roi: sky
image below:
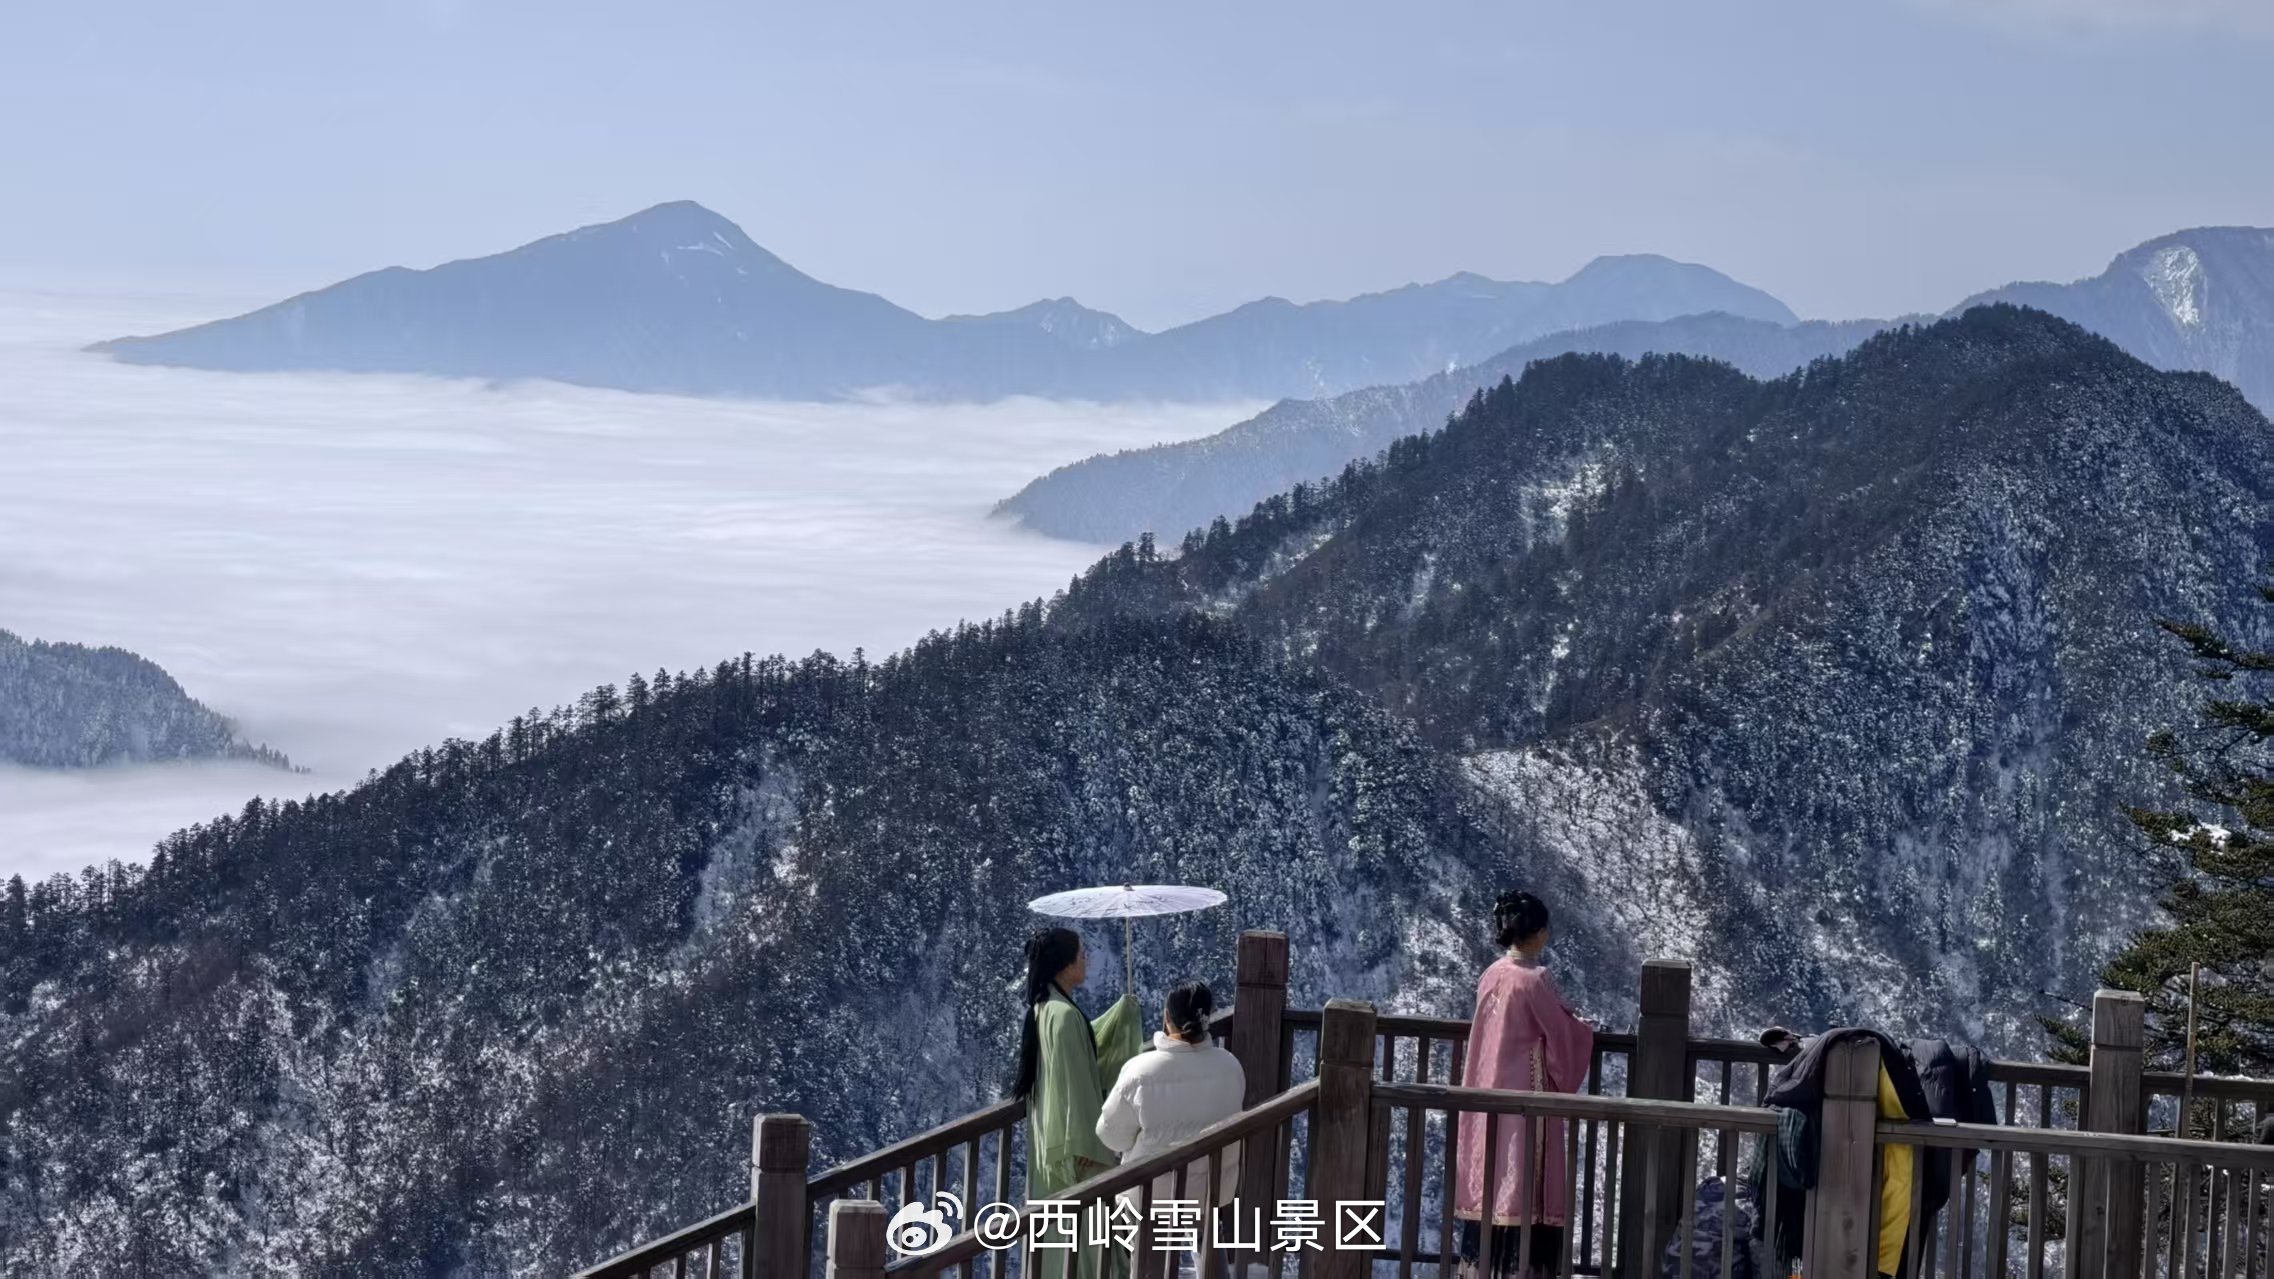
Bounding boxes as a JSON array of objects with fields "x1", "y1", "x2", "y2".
[
  {"x1": 0, "y1": 290, "x2": 1250, "y2": 879},
  {"x1": 3, "y1": 1, "x2": 2270, "y2": 331}
]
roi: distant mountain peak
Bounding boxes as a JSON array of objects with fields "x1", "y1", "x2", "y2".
[
  {"x1": 551, "y1": 200, "x2": 793, "y2": 279},
  {"x1": 2105, "y1": 227, "x2": 2274, "y2": 332},
  {"x1": 1956, "y1": 224, "x2": 2274, "y2": 410},
  {"x1": 1572, "y1": 250, "x2": 1677, "y2": 267},
  {"x1": 87, "y1": 201, "x2": 1801, "y2": 400},
  {"x1": 604, "y1": 199, "x2": 741, "y2": 237},
  {"x1": 942, "y1": 296, "x2": 1144, "y2": 350},
  {"x1": 1562, "y1": 252, "x2": 1709, "y2": 283}
]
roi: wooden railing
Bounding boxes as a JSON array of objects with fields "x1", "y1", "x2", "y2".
[
  {"x1": 1872, "y1": 1110, "x2": 2274, "y2": 1279},
  {"x1": 581, "y1": 935, "x2": 2274, "y2": 1279},
  {"x1": 871, "y1": 1080, "x2": 1323, "y2": 1279},
  {"x1": 576, "y1": 1013, "x2": 1237, "y2": 1279},
  {"x1": 1368, "y1": 1081, "x2": 1780, "y2": 1279}
]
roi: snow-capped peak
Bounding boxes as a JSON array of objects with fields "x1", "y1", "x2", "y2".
[{"x1": 2139, "y1": 244, "x2": 2205, "y2": 329}]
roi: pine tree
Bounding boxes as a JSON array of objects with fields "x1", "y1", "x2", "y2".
[
  {"x1": 3, "y1": 873, "x2": 24, "y2": 942},
  {"x1": 2057, "y1": 587, "x2": 2274, "y2": 1075}
]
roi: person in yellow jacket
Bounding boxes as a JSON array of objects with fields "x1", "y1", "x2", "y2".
[
  {"x1": 1874, "y1": 1064, "x2": 1914, "y2": 1278},
  {"x1": 1756, "y1": 1026, "x2": 1931, "y2": 1279}
]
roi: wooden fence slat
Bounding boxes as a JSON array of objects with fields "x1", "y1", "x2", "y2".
[
  {"x1": 1583, "y1": 1051, "x2": 1603, "y2": 1274},
  {"x1": 1563, "y1": 1112, "x2": 1582, "y2": 1279},
  {"x1": 1673, "y1": 1125, "x2": 1698, "y2": 1279},
  {"x1": 1758, "y1": 1130, "x2": 1779, "y2": 1279},
  {"x1": 1717, "y1": 1126, "x2": 1733, "y2": 1279},
  {"x1": 1400, "y1": 1104, "x2": 1423, "y2": 1279},
  {"x1": 1441, "y1": 1102, "x2": 1460, "y2": 1279},
  {"x1": 1940, "y1": 1146, "x2": 1963, "y2": 1279}
]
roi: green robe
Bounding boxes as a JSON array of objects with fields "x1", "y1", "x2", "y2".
[{"x1": 1026, "y1": 990, "x2": 1141, "y2": 1279}]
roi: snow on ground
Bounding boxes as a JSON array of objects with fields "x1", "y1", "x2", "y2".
[{"x1": 0, "y1": 289, "x2": 1253, "y2": 880}]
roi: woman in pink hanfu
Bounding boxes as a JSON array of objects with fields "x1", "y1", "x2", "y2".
[{"x1": 1454, "y1": 891, "x2": 1596, "y2": 1279}]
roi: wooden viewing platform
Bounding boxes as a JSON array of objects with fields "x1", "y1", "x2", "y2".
[{"x1": 579, "y1": 933, "x2": 2274, "y2": 1279}]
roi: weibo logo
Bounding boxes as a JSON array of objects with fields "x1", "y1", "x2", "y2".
[{"x1": 887, "y1": 1192, "x2": 964, "y2": 1257}]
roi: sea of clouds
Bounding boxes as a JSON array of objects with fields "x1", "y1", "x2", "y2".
[{"x1": 0, "y1": 290, "x2": 1253, "y2": 881}]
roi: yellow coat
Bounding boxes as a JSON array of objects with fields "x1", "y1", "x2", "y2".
[{"x1": 1875, "y1": 1065, "x2": 1914, "y2": 1278}]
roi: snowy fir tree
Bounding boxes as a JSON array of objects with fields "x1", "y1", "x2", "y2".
[{"x1": 2050, "y1": 587, "x2": 2274, "y2": 1078}]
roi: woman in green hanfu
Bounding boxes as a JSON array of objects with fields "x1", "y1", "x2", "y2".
[{"x1": 1013, "y1": 926, "x2": 1142, "y2": 1279}]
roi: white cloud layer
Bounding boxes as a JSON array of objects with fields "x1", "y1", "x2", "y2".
[{"x1": 0, "y1": 292, "x2": 1252, "y2": 882}]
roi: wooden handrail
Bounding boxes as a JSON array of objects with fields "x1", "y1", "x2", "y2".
[
  {"x1": 572, "y1": 1197, "x2": 754, "y2": 1279},
  {"x1": 881, "y1": 1081, "x2": 1321, "y2": 1278},
  {"x1": 1373, "y1": 1080, "x2": 1781, "y2": 1131},
  {"x1": 2146, "y1": 1068, "x2": 2274, "y2": 1101},
  {"x1": 1303, "y1": 1007, "x2": 2274, "y2": 1104},
  {"x1": 809, "y1": 1098, "x2": 1024, "y2": 1199},
  {"x1": 1876, "y1": 1116, "x2": 2274, "y2": 1165}
]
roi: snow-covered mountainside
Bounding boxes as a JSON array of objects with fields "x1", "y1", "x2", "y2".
[
  {"x1": 88, "y1": 202, "x2": 1795, "y2": 404},
  {"x1": 1958, "y1": 226, "x2": 2274, "y2": 414},
  {"x1": 6, "y1": 307, "x2": 2264, "y2": 1273},
  {"x1": 1057, "y1": 306, "x2": 2274, "y2": 1037},
  {"x1": 0, "y1": 618, "x2": 1588, "y2": 1275},
  {"x1": 0, "y1": 628, "x2": 290, "y2": 768},
  {"x1": 996, "y1": 313, "x2": 1892, "y2": 545}
]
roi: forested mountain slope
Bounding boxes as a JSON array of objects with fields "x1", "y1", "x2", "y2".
[
  {"x1": 0, "y1": 616, "x2": 1591, "y2": 1275},
  {"x1": 997, "y1": 313, "x2": 1892, "y2": 544},
  {"x1": 0, "y1": 628, "x2": 290, "y2": 768},
  {"x1": 1058, "y1": 306, "x2": 2274, "y2": 1038}
]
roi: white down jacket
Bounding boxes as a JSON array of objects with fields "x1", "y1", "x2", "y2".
[{"x1": 1095, "y1": 1031, "x2": 1249, "y2": 1209}]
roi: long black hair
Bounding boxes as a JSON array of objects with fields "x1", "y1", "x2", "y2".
[
  {"x1": 1493, "y1": 890, "x2": 1550, "y2": 950},
  {"x1": 1165, "y1": 980, "x2": 1215, "y2": 1042},
  {"x1": 1012, "y1": 927, "x2": 1091, "y2": 1099}
]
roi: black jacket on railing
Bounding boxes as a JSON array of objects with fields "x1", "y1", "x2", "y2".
[
  {"x1": 1751, "y1": 1027, "x2": 1933, "y2": 1269},
  {"x1": 1901, "y1": 1038, "x2": 2000, "y2": 1222},
  {"x1": 1748, "y1": 1028, "x2": 2003, "y2": 1273}
]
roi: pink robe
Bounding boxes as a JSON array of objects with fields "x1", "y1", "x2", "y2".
[{"x1": 1454, "y1": 957, "x2": 1595, "y2": 1227}]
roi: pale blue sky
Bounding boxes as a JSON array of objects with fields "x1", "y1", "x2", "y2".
[{"x1": 3, "y1": 0, "x2": 2269, "y2": 329}]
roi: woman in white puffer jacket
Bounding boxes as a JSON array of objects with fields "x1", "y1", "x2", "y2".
[{"x1": 1095, "y1": 981, "x2": 1249, "y2": 1229}]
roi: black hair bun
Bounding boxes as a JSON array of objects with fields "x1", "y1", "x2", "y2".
[
  {"x1": 1492, "y1": 890, "x2": 1550, "y2": 949},
  {"x1": 1164, "y1": 980, "x2": 1215, "y2": 1038}
]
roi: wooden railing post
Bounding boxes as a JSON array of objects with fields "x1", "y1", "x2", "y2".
[
  {"x1": 1230, "y1": 930, "x2": 1291, "y2": 1214},
  {"x1": 1618, "y1": 959, "x2": 1694, "y2": 1278},
  {"x1": 825, "y1": 1200, "x2": 887, "y2": 1279},
  {"x1": 1311, "y1": 998, "x2": 1379, "y2": 1279},
  {"x1": 2075, "y1": 990, "x2": 2146, "y2": 1279},
  {"x1": 748, "y1": 1114, "x2": 811, "y2": 1279},
  {"x1": 1805, "y1": 1036, "x2": 1883, "y2": 1279},
  {"x1": 1229, "y1": 929, "x2": 1289, "y2": 1104}
]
